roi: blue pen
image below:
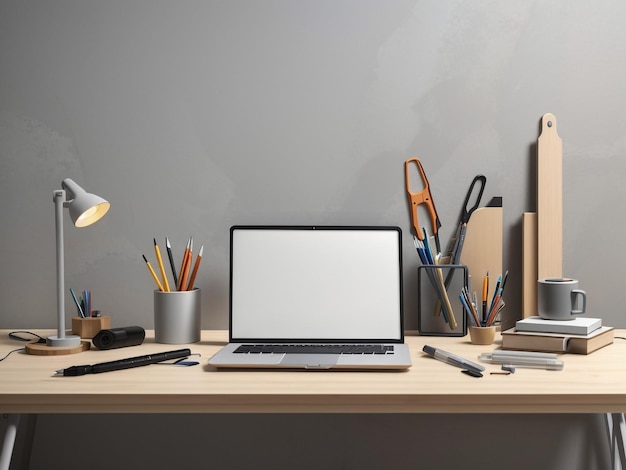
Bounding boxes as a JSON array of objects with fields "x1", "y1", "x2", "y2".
[
  {"x1": 421, "y1": 228, "x2": 435, "y2": 264},
  {"x1": 83, "y1": 290, "x2": 91, "y2": 318},
  {"x1": 488, "y1": 275, "x2": 502, "y2": 315},
  {"x1": 417, "y1": 233, "x2": 455, "y2": 325},
  {"x1": 69, "y1": 288, "x2": 85, "y2": 318},
  {"x1": 412, "y1": 236, "x2": 427, "y2": 264},
  {"x1": 86, "y1": 290, "x2": 91, "y2": 318}
]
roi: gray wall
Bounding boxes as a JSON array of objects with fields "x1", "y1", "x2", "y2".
[{"x1": 1, "y1": 1, "x2": 625, "y2": 469}]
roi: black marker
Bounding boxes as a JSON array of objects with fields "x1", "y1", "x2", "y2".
[
  {"x1": 55, "y1": 348, "x2": 191, "y2": 376},
  {"x1": 422, "y1": 345, "x2": 484, "y2": 374}
]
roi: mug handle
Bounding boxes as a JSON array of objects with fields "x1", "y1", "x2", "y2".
[{"x1": 571, "y1": 289, "x2": 586, "y2": 315}]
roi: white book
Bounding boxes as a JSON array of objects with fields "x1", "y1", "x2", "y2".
[{"x1": 515, "y1": 316, "x2": 602, "y2": 335}]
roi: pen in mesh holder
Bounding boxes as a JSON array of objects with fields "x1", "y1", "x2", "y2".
[{"x1": 417, "y1": 264, "x2": 468, "y2": 337}]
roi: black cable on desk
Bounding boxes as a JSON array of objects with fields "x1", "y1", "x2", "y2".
[{"x1": 0, "y1": 330, "x2": 46, "y2": 362}]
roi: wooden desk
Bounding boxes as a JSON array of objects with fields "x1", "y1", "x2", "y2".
[
  {"x1": 2, "y1": 329, "x2": 626, "y2": 470},
  {"x1": 1, "y1": 329, "x2": 626, "y2": 414}
]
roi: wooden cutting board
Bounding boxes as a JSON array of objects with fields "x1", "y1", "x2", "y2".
[
  {"x1": 460, "y1": 197, "x2": 503, "y2": 304},
  {"x1": 522, "y1": 113, "x2": 563, "y2": 318},
  {"x1": 537, "y1": 113, "x2": 563, "y2": 279},
  {"x1": 522, "y1": 212, "x2": 537, "y2": 317}
]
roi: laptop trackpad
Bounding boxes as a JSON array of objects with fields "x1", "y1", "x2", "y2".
[{"x1": 280, "y1": 354, "x2": 338, "y2": 369}]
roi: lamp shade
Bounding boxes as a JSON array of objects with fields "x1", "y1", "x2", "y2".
[{"x1": 62, "y1": 178, "x2": 110, "y2": 227}]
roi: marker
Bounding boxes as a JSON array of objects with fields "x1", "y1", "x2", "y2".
[
  {"x1": 422, "y1": 345, "x2": 485, "y2": 374},
  {"x1": 55, "y1": 349, "x2": 191, "y2": 376}
]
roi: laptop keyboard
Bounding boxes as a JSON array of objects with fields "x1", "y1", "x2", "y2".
[{"x1": 233, "y1": 344, "x2": 395, "y2": 355}]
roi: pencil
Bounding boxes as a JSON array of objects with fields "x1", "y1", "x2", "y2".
[
  {"x1": 486, "y1": 292, "x2": 502, "y2": 326},
  {"x1": 486, "y1": 270, "x2": 509, "y2": 326},
  {"x1": 186, "y1": 244, "x2": 203, "y2": 290},
  {"x1": 177, "y1": 238, "x2": 191, "y2": 291},
  {"x1": 432, "y1": 253, "x2": 457, "y2": 330},
  {"x1": 154, "y1": 238, "x2": 170, "y2": 292},
  {"x1": 143, "y1": 254, "x2": 164, "y2": 292},
  {"x1": 482, "y1": 272, "x2": 489, "y2": 326},
  {"x1": 423, "y1": 229, "x2": 457, "y2": 330},
  {"x1": 488, "y1": 275, "x2": 501, "y2": 316},
  {"x1": 459, "y1": 293, "x2": 478, "y2": 327},
  {"x1": 179, "y1": 239, "x2": 193, "y2": 292},
  {"x1": 462, "y1": 286, "x2": 481, "y2": 327},
  {"x1": 166, "y1": 237, "x2": 178, "y2": 287}
]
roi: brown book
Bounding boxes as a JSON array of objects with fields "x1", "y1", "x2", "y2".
[{"x1": 501, "y1": 326, "x2": 614, "y2": 355}]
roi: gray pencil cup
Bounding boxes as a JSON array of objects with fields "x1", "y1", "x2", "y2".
[
  {"x1": 154, "y1": 288, "x2": 201, "y2": 344},
  {"x1": 417, "y1": 264, "x2": 468, "y2": 337}
]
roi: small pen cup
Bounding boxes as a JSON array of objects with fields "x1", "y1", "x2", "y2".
[
  {"x1": 469, "y1": 326, "x2": 496, "y2": 345},
  {"x1": 72, "y1": 315, "x2": 111, "y2": 339},
  {"x1": 154, "y1": 288, "x2": 201, "y2": 344}
]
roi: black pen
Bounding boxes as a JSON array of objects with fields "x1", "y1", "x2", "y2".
[
  {"x1": 55, "y1": 349, "x2": 191, "y2": 376},
  {"x1": 166, "y1": 237, "x2": 179, "y2": 287}
]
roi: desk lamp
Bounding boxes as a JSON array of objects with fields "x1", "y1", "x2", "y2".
[{"x1": 46, "y1": 178, "x2": 110, "y2": 353}]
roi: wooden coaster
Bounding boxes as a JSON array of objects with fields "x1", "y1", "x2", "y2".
[{"x1": 25, "y1": 340, "x2": 90, "y2": 356}]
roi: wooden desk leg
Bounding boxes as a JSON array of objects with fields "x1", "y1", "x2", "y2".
[
  {"x1": 0, "y1": 414, "x2": 20, "y2": 470},
  {"x1": 606, "y1": 413, "x2": 626, "y2": 470}
]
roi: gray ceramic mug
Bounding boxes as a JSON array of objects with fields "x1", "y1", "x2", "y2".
[{"x1": 537, "y1": 278, "x2": 586, "y2": 321}]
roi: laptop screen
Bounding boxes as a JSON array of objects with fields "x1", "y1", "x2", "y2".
[{"x1": 229, "y1": 226, "x2": 403, "y2": 342}]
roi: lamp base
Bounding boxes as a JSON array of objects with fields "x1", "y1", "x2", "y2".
[
  {"x1": 26, "y1": 340, "x2": 90, "y2": 356},
  {"x1": 47, "y1": 334, "x2": 81, "y2": 347}
]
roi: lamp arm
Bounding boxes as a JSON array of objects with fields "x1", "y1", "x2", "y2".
[
  {"x1": 47, "y1": 190, "x2": 80, "y2": 347},
  {"x1": 54, "y1": 190, "x2": 66, "y2": 340}
]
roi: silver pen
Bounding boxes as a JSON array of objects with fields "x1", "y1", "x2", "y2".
[
  {"x1": 478, "y1": 351, "x2": 564, "y2": 371},
  {"x1": 423, "y1": 345, "x2": 485, "y2": 373}
]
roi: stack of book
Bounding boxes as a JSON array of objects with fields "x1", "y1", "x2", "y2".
[{"x1": 501, "y1": 316, "x2": 614, "y2": 354}]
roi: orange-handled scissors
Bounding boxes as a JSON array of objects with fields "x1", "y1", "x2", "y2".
[{"x1": 404, "y1": 157, "x2": 442, "y2": 253}]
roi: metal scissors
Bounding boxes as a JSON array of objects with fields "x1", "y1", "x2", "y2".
[
  {"x1": 445, "y1": 174, "x2": 486, "y2": 264},
  {"x1": 404, "y1": 157, "x2": 442, "y2": 254}
]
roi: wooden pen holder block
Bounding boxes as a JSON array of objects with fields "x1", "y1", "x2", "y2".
[{"x1": 72, "y1": 316, "x2": 111, "y2": 339}]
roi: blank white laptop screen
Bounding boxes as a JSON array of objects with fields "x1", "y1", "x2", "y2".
[{"x1": 230, "y1": 226, "x2": 403, "y2": 342}]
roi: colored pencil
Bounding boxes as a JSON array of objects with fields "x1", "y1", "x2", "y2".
[
  {"x1": 154, "y1": 238, "x2": 170, "y2": 292},
  {"x1": 178, "y1": 238, "x2": 193, "y2": 291},
  {"x1": 187, "y1": 244, "x2": 203, "y2": 291},
  {"x1": 177, "y1": 238, "x2": 191, "y2": 290},
  {"x1": 143, "y1": 254, "x2": 164, "y2": 292}
]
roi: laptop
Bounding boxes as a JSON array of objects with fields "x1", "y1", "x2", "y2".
[{"x1": 208, "y1": 225, "x2": 412, "y2": 370}]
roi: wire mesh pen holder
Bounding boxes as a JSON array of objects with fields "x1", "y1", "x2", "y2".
[{"x1": 417, "y1": 264, "x2": 468, "y2": 337}]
